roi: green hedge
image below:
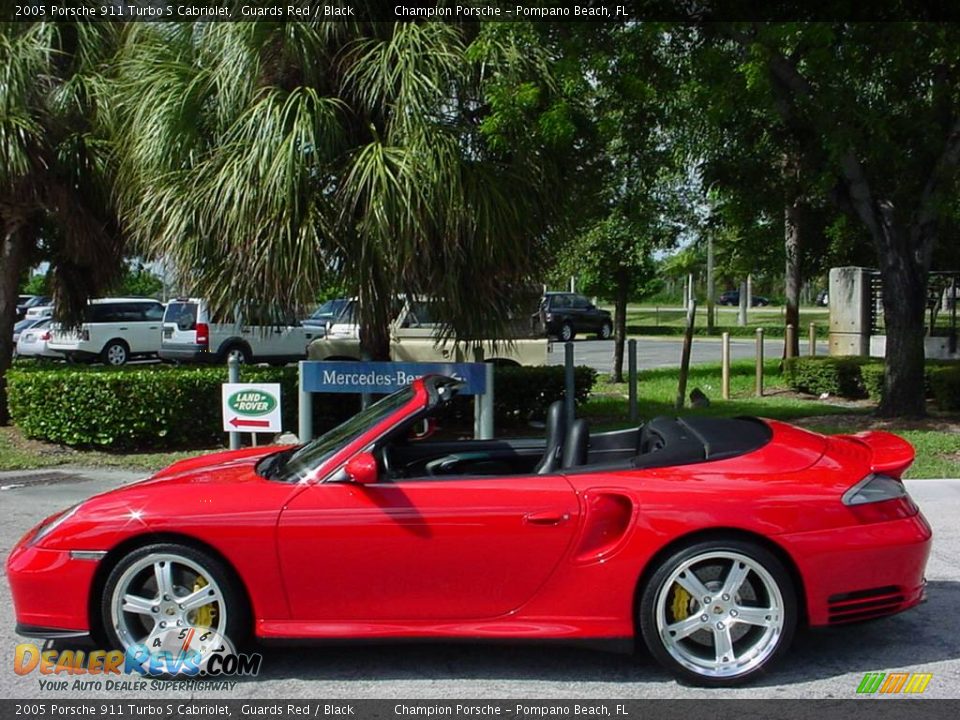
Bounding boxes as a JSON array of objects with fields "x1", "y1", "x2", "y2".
[
  {"x1": 785, "y1": 356, "x2": 960, "y2": 410},
  {"x1": 782, "y1": 357, "x2": 871, "y2": 398},
  {"x1": 7, "y1": 364, "x2": 596, "y2": 449},
  {"x1": 929, "y1": 365, "x2": 960, "y2": 411}
]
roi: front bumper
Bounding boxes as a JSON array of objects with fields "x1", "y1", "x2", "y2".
[
  {"x1": 7, "y1": 541, "x2": 100, "y2": 635},
  {"x1": 781, "y1": 511, "x2": 932, "y2": 626}
]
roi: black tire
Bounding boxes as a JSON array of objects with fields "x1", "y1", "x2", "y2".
[
  {"x1": 221, "y1": 344, "x2": 251, "y2": 365},
  {"x1": 559, "y1": 322, "x2": 575, "y2": 342},
  {"x1": 101, "y1": 543, "x2": 249, "y2": 654},
  {"x1": 638, "y1": 538, "x2": 797, "y2": 687},
  {"x1": 598, "y1": 321, "x2": 613, "y2": 340},
  {"x1": 101, "y1": 340, "x2": 129, "y2": 366}
]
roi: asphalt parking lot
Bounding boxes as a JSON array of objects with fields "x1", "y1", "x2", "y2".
[{"x1": 1, "y1": 469, "x2": 957, "y2": 700}]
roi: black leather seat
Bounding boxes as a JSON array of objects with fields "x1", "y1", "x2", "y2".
[
  {"x1": 534, "y1": 400, "x2": 566, "y2": 474},
  {"x1": 561, "y1": 419, "x2": 590, "y2": 469}
]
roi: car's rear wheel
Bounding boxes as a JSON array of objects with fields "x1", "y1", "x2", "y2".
[
  {"x1": 598, "y1": 321, "x2": 613, "y2": 340},
  {"x1": 638, "y1": 539, "x2": 796, "y2": 686},
  {"x1": 559, "y1": 322, "x2": 575, "y2": 342},
  {"x1": 101, "y1": 543, "x2": 248, "y2": 657},
  {"x1": 101, "y1": 340, "x2": 129, "y2": 366}
]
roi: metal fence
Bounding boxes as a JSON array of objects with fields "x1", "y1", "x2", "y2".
[{"x1": 868, "y1": 270, "x2": 958, "y2": 351}]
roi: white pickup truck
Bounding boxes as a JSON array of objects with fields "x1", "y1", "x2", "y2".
[{"x1": 308, "y1": 298, "x2": 551, "y2": 366}]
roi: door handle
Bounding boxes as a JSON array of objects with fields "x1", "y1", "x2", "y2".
[{"x1": 524, "y1": 510, "x2": 570, "y2": 526}]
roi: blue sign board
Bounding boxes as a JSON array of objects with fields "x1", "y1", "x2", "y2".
[{"x1": 300, "y1": 361, "x2": 487, "y2": 395}]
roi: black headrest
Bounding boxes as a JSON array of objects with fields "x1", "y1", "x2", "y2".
[
  {"x1": 534, "y1": 400, "x2": 567, "y2": 474},
  {"x1": 562, "y1": 419, "x2": 590, "y2": 469}
]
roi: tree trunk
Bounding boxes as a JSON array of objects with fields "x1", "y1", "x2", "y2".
[
  {"x1": 612, "y1": 269, "x2": 629, "y2": 383},
  {"x1": 0, "y1": 222, "x2": 26, "y2": 425},
  {"x1": 877, "y1": 246, "x2": 928, "y2": 418},
  {"x1": 784, "y1": 199, "x2": 802, "y2": 357}
]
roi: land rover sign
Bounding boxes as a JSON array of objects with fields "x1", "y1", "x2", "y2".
[{"x1": 221, "y1": 383, "x2": 282, "y2": 433}]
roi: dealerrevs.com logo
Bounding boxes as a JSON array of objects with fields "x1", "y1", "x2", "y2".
[{"x1": 14, "y1": 629, "x2": 262, "y2": 691}]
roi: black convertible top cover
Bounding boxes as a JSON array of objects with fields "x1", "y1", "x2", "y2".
[{"x1": 633, "y1": 416, "x2": 772, "y2": 470}]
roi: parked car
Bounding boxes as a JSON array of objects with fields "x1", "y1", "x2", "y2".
[
  {"x1": 15, "y1": 295, "x2": 50, "y2": 321},
  {"x1": 23, "y1": 304, "x2": 54, "y2": 321},
  {"x1": 159, "y1": 297, "x2": 321, "y2": 365},
  {"x1": 15, "y1": 319, "x2": 61, "y2": 359},
  {"x1": 815, "y1": 289, "x2": 829, "y2": 307},
  {"x1": 537, "y1": 292, "x2": 612, "y2": 341},
  {"x1": 717, "y1": 290, "x2": 770, "y2": 307},
  {"x1": 311, "y1": 296, "x2": 549, "y2": 365},
  {"x1": 12, "y1": 316, "x2": 46, "y2": 345},
  {"x1": 7, "y1": 375, "x2": 930, "y2": 686},
  {"x1": 301, "y1": 298, "x2": 349, "y2": 331},
  {"x1": 47, "y1": 297, "x2": 165, "y2": 366}
]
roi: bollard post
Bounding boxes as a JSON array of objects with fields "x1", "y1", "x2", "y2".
[
  {"x1": 564, "y1": 341, "x2": 575, "y2": 428},
  {"x1": 809, "y1": 322, "x2": 817, "y2": 357},
  {"x1": 480, "y1": 362, "x2": 495, "y2": 440},
  {"x1": 785, "y1": 323, "x2": 796, "y2": 359},
  {"x1": 228, "y1": 355, "x2": 240, "y2": 450},
  {"x1": 755, "y1": 328, "x2": 764, "y2": 397},
  {"x1": 298, "y1": 361, "x2": 312, "y2": 444},
  {"x1": 721, "y1": 332, "x2": 731, "y2": 400},
  {"x1": 628, "y1": 339, "x2": 638, "y2": 423}
]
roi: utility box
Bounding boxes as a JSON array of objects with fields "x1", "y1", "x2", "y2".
[{"x1": 829, "y1": 267, "x2": 873, "y2": 357}]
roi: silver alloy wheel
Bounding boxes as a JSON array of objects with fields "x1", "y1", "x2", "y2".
[
  {"x1": 654, "y1": 550, "x2": 784, "y2": 679},
  {"x1": 600, "y1": 322, "x2": 612, "y2": 339},
  {"x1": 560, "y1": 323, "x2": 573, "y2": 341},
  {"x1": 106, "y1": 343, "x2": 127, "y2": 365},
  {"x1": 109, "y1": 552, "x2": 228, "y2": 652}
]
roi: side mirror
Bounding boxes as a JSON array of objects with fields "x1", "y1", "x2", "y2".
[{"x1": 344, "y1": 452, "x2": 379, "y2": 485}]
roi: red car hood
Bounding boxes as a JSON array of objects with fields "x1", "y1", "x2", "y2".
[{"x1": 139, "y1": 445, "x2": 284, "y2": 487}]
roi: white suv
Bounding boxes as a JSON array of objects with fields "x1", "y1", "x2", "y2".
[
  {"x1": 159, "y1": 298, "x2": 320, "y2": 365},
  {"x1": 48, "y1": 298, "x2": 166, "y2": 366}
]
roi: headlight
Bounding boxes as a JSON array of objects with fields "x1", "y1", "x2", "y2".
[
  {"x1": 842, "y1": 473, "x2": 907, "y2": 505},
  {"x1": 30, "y1": 504, "x2": 81, "y2": 546}
]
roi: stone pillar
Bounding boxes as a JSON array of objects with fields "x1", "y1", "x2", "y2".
[{"x1": 828, "y1": 267, "x2": 872, "y2": 356}]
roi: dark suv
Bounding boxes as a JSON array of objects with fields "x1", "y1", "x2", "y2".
[{"x1": 538, "y1": 292, "x2": 613, "y2": 341}]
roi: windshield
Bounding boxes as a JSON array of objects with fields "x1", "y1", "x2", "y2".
[
  {"x1": 263, "y1": 387, "x2": 416, "y2": 483},
  {"x1": 311, "y1": 298, "x2": 346, "y2": 319}
]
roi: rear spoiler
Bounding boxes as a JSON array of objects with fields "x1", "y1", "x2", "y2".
[{"x1": 846, "y1": 431, "x2": 915, "y2": 476}]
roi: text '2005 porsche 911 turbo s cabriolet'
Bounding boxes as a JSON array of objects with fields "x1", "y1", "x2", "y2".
[{"x1": 7, "y1": 375, "x2": 931, "y2": 686}]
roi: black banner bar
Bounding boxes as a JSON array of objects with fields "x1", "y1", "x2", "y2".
[
  {"x1": 2, "y1": 700, "x2": 959, "y2": 720},
  {"x1": 6, "y1": 1, "x2": 960, "y2": 23}
]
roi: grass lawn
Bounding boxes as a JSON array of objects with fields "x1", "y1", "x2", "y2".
[
  {"x1": 1, "y1": 359, "x2": 956, "y2": 479},
  {"x1": 0, "y1": 426, "x2": 210, "y2": 473}
]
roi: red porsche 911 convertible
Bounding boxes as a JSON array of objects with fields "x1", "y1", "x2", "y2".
[{"x1": 8, "y1": 375, "x2": 931, "y2": 686}]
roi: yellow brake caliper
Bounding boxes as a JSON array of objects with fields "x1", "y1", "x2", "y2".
[
  {"x1": 670, "y1": 584, "x2": 692, "y2": 621},
  {"x1": 192, "y1": 576, "x2": 217, "y2": 628}
]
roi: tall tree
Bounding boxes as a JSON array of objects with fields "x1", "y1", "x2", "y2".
[
  {"x1": 0, "y1": 22, "x2": 123, "y2": 424},
  {"x1": 715, "y1": 23, "x2": 960, "y2": 416},
  {"x1": 111, "y1": 21, "x2": 576, "y2": 358}
]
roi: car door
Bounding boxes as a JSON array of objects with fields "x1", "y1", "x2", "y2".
[
  {"x1": 276, "y1": 473, "x2": 580, "y2": 621},
  {"x1": 570, "y1": 294, "x2": 595, "y2": 332}
]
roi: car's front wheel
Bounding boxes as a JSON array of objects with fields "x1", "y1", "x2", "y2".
[
  {"x1": 638, "y1": 539, "x2": 797, "y2": 686},
  {"x1": 101, "y1": 543, "x2": 248, "y2": 657}
]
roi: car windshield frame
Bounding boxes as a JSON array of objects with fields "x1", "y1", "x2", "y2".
[{"x1": 263, "y1": 386, "x2": 416, "y2": 483}]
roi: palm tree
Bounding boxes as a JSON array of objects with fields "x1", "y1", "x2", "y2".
[
  {"x1": 111, "y1": 21, "x2": 571, "y2": 358},
  {"x1": 0, "y1": 22, "x2": 123, "y2": 424}
]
